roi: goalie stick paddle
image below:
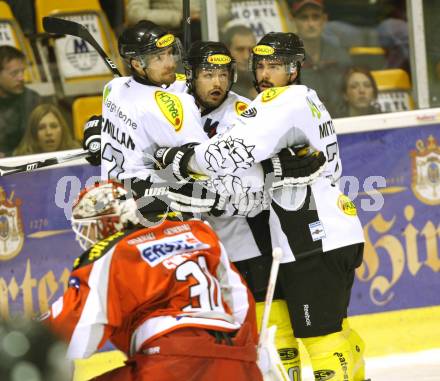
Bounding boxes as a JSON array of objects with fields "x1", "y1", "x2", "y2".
[
  {"x1": 42, "y1": 16, "x2": 122, "y2": 77},
  {"x1": 0, "y1": 150, "x2": 90, "y2": 177}
]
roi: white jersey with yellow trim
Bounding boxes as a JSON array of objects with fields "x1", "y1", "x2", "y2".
[
  {"x1": 101, "y1": 76, "x2": 207, "y2": 180},
  {"x1": 199, "y1": 91, "x2": 269, "y2": 262},
  {"x1": 201, "y1": 90, "x2": 250, "y2": 137},
  {"x1": 193, "y1": 85, "x2": 365, "y2": 262}
]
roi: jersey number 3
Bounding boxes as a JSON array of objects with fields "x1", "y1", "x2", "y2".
[{"x1": 176, "y1": 256, "x2": 222, "y2": 313}]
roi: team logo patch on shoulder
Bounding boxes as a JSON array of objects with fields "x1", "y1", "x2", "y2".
[
  {"x1": 235, "y1": 101, "x2": 248, "y2": 115},
  {"x1": 175, "y1": 73, "x2": 186, "y2": 81},
  {"x1": 138, "y1": 232, "x2": 209, "y2": 267},
  {"x1": 337, "y1": 195, "x2": 357, "y2": 216},
  {"x1": 156, "y1": 34, "x2": 175, "y2": 48},
  {"x1": 253, "y1": 45, "x2": 274, "y2": 55},
  {"x1": 103, "y1": 84, "x2": 111, "y2": 102},
  {"x1": 261, "y1": 87, "x2": 288, "y2": 102},
  {"x1": 155, "y1": 91, "x2": 184, "y2": 131},
  {"x1": 207, "y1": 54, "x2": 231, "y2": 64},
  {"x1": 240, "y1": 107, "x2": 257, "y2": 118}
]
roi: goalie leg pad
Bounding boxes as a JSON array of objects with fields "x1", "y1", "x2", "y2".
[{"x1": 257, "y1": 300, "x2": 301, "y2": 381}]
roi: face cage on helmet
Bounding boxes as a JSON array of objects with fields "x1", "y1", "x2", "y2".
[
  {"x1": 131, "y1": 38, "x2": 183, "y2": 70},
  {"x1": 71, "y1": 215, "x2": 122, "y2": 251},
  {"x1": 185, "y1": 61, "x2": 238, "y2": 93}
]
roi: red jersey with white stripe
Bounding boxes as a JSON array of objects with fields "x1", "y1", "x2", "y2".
[{"x1": 48, "y1": 220, "x2": 256, "y2": 359}]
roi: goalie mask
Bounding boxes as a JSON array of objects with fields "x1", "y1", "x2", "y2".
[
  {"x1": 184, "y1": 41, "x2": 237, "y2": 108},
  {"x1": 251, "y1": 32, "x2": 305, "y2": 89},
  {"x1": 118, "y1": 20, "x2": 183, "y2": 73},
  {"x1": 71, "y1": 181, "x2": 140, "y2": 250}
]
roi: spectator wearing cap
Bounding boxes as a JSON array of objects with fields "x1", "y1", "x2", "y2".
[{"x1": 290, "y1": 0, "x2": 351, "y2": 115}]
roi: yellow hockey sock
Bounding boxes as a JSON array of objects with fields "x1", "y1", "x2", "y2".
[
  {"x1": 302, "y1": 330, "x2": 355, "y2": 381},
  {"x1": 342, "y1": 319, "x2": 366, "y2": 381},
  {"x1": 257, "y1": 299, "x2": 301, "y2": 381}
]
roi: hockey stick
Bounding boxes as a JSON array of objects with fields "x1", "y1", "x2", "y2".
[
  {"x1": 257, "y1": 247, "x2": 290, "y2": 381},
  {"x1": 42, "y1": 16, "x2": 122, "y2": 77},
  {"x1": 0, "y1": 150, "x2": 89, "y2": 177},
  {"x1": 183, "y1": 0, "x2": 191, "y2": 55}
]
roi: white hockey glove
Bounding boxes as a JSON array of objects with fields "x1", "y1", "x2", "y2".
[
  {"x1": 154, "y1": 143, "x2": 200, "y2": 181},
  {"x1": 261, "y1": 145, "x2": 326, "y2": 189},
  {"x1": 82, "y1": 115, "x2": 102, "y2": 166},
  {"x1": 168, "y1": 182, "x2": 227, "y2": 216}
]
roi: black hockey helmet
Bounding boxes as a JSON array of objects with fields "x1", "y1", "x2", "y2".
[
  {"x1": 184, "y1": 41, "x2": 237, "y2": 92},
  {"x1": 118, "y1": 20, "x2": 182, "y2": 68},
  {"x1": 251, "y1": 32, "x2": 305, "y2": 85}
]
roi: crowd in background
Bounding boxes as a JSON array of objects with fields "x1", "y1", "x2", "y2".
[{"x1": 1, "y1": 0, "x2": 438, "y2": 158}]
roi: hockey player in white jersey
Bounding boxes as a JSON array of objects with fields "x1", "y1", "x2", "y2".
[
  {"x1": 183, "y1": 40, "x2": 301, "y2": 379},
  {"x1": 99, "y1": 20, "x2": 207, "y2": 181},
  {"x1": 154, "y1": 32, "x2": 369, "y2": 381}
]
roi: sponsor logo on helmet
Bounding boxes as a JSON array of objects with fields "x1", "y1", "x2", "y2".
[
  {"x1": 240, "y1": 107, "x2": 257, "y2": 118},
  {"x1": 207, "y1": 54, "x2": 231, "y2": 65},
  {"x1": 156, "y1": 34, "x2": 175, "y2": 48},
  {"x1": 314, "y1": 369, "x2": 336, "y2": 380},
  {"x1": 155, "y1": 91, "x2": 184, "y2": 131},
  {"x1": 253, "y1": 45, "x2": 275, "y2": 55},
  {"x1": 278, "y1": 348, "x2": 299, "y2": 361},
  {"x1": 234, "y1": 101, "x2": 248, "y2": 115},
  {"x1": 337, "y1": 194, "x2": 357, "y2": 216},
  {"x1": 261, "y1": 86, "x2": 288, "y2": 102}
]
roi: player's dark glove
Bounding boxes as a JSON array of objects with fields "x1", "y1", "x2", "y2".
[
  {"x1": 83, "y1": 115, "x2": 102, "y2": 166},
  {"x1": 261, "y1": 145, "x2": 326, "y2": 189},
  {"x1": 154, "y1": 143, "x2": 199, "y2": 181},
  {"x1": 168, "y1": 182, "x2": 227, "y2": 216}
]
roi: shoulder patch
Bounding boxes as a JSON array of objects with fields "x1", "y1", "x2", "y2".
[
  {"x1": 72, "y1": 231, "x2": 126, "y2": 270},
  {"x1": 103, "y1": 84, "x2": 111, "y2": 102},
  {"x1": 261, "y1": 86, "x2": 288, "y2": 102},
  {"x1": 155, "y1": 91, "x2": 184, "y2": 132},
  {"x1": 337, "y1": 195, "x2": 357, "y2": 216},
  {"x1": 175, "y1": 73, "x2": 186, "y2": 81},
  {"x1": 235, "y1": 101, "x2": 248, "y2": 115}
]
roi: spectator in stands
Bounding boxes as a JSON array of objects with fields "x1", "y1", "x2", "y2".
[
  {"x1": 334, "y1": 66, "x2": 382, "y2": 118},
  {"x1": 377, "y1": 0, "x2": 409, "y2": 72},
  {"x1": 222, "y1": 24, "x2": 257, "y2": 99},
  {"x1": 0, "y1": 45, "x2": 41, "y2": 157},
  {"x1": 290, "y1": 0, "x2": 351, "y2": 115},
  {"x1": 13, "y1": 103, "x2": 80, "y2": 156},
  {"x1": 125, "y1": 0, "x2": 231, "y2": 43}
]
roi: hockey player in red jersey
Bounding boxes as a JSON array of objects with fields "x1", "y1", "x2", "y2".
[{"x1": 45, "y1": 180, "x2": 263, "y2": 381}]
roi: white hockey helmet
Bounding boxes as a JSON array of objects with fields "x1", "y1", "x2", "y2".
[{"x1": 71, "y1": 180, "x2": 139, "y2": 250}]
